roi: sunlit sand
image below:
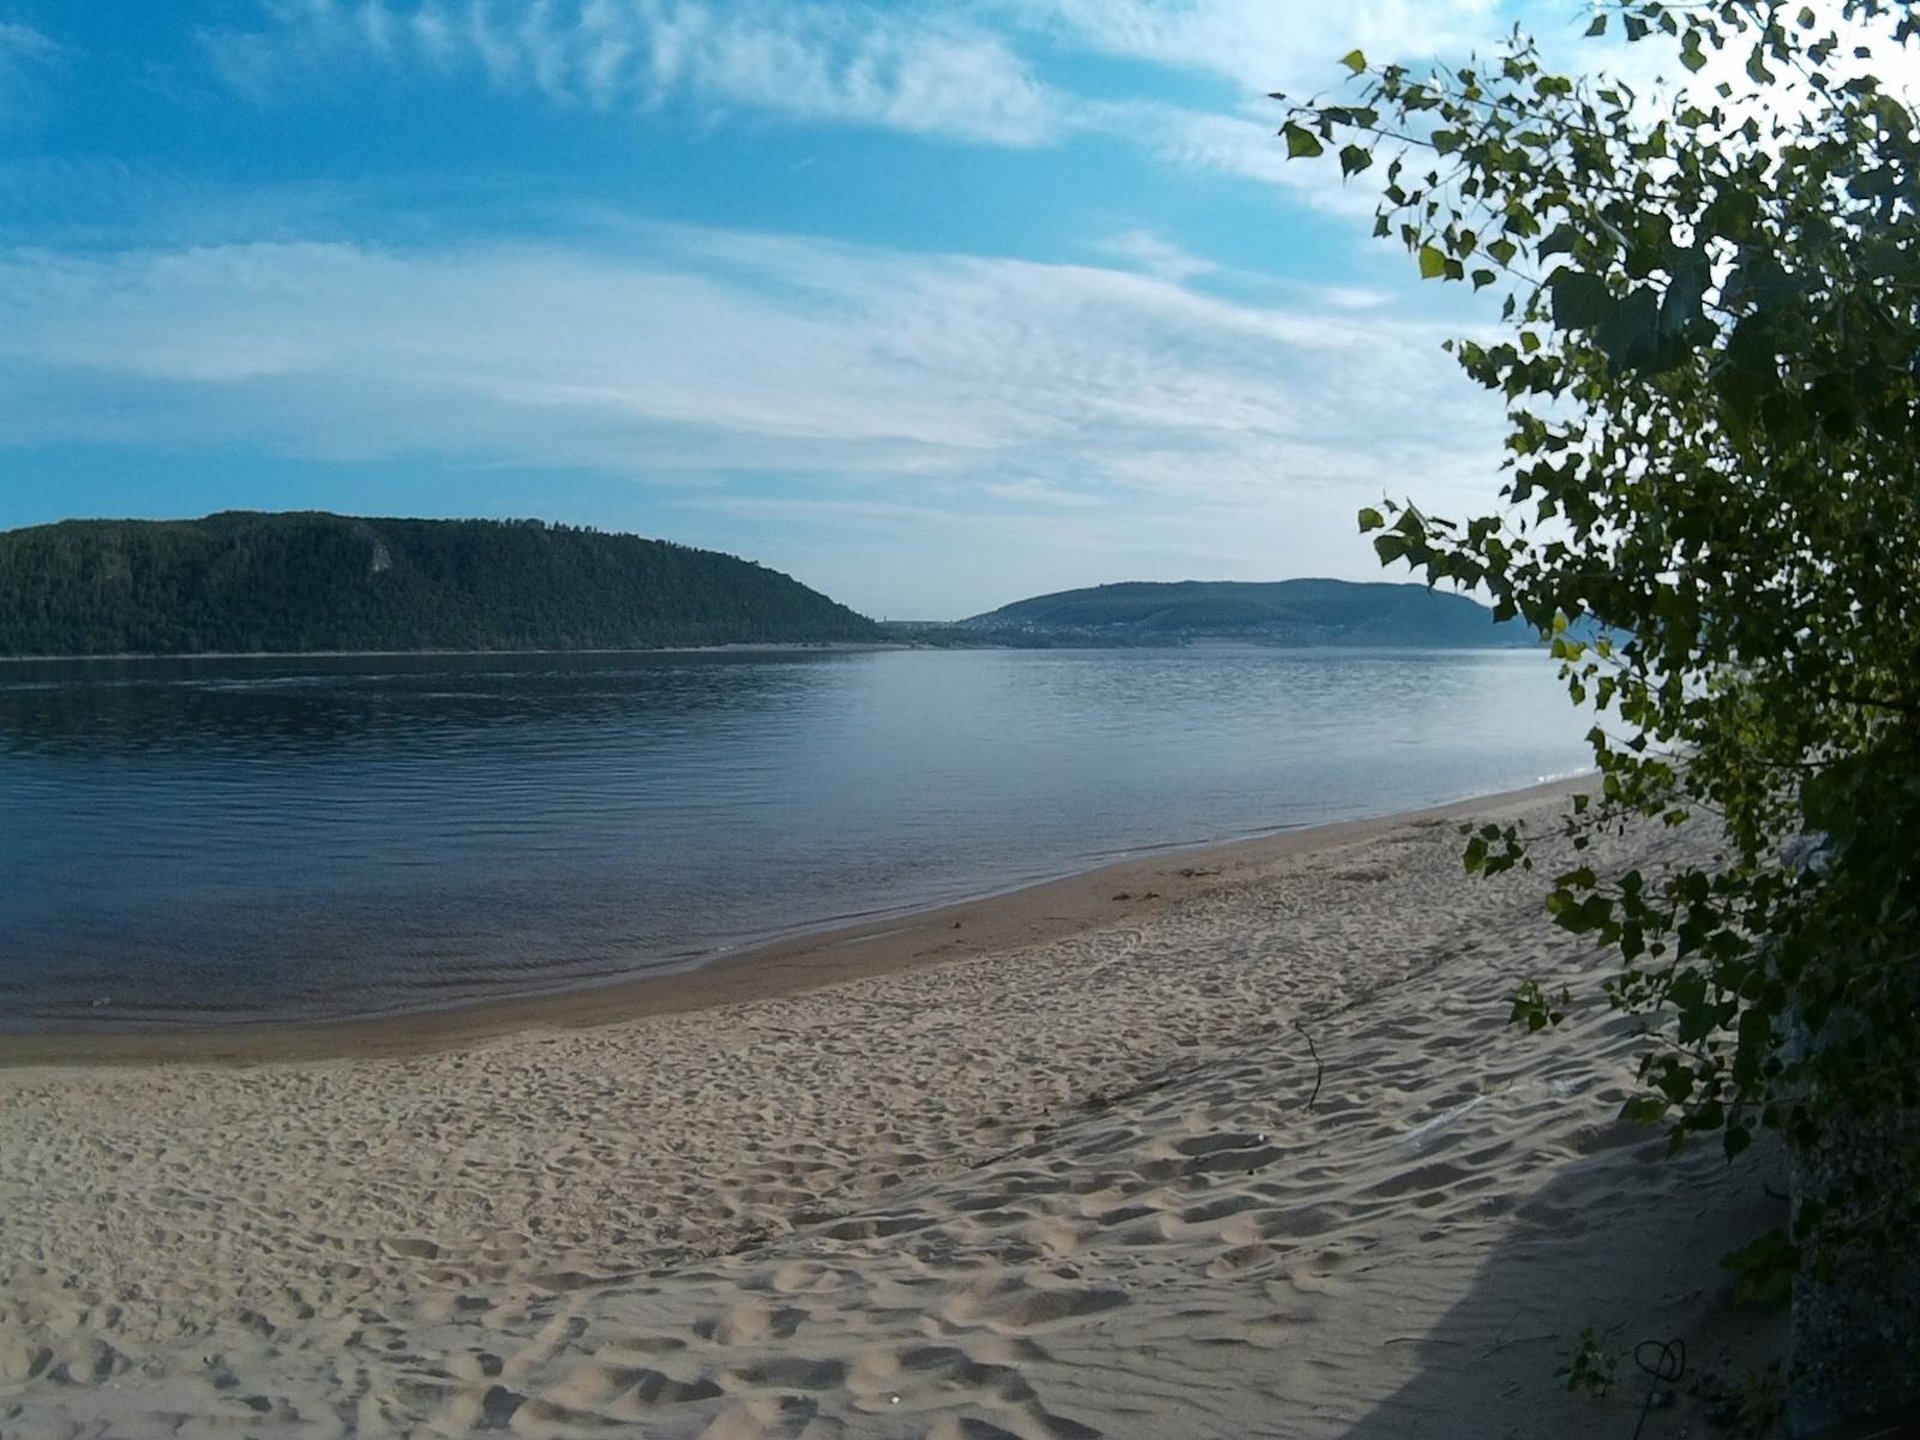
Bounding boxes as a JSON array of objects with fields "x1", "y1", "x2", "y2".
[{"x1": 0, "y1": 780, "x2": 1783, "y2": 1438}]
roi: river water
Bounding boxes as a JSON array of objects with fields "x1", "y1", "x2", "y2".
[{"x1": 0, "y1": 646, "x2": 1592, "y2": 1031}]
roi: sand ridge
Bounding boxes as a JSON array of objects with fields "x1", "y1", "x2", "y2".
[{"x1": 0, "y1": 785, "x2": 1786, "y2": 1437}]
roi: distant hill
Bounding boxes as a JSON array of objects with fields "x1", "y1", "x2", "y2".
[
  {"x1": 0, "y1": 512, "x2": 879, "y2": 656},
  {"x1": 954, "y1": 579, "x2": 1539, "y2": 648}
]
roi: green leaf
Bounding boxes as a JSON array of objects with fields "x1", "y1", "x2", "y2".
[
  {"x1": 1659, "y1": 249, "x2": 1711, "y2": 338},
  {"x1": 1549, "y1": 270, "x2": 1614, "y2": 329},
  {"x1": 1282, "y1": 123, "x2": 1325, "y2": 159},
  {"x1": 1357, "y1": 506, "x2": 1386, "y2": 532},
  {"x1": 1593, "y1": 285, "x2": 1662, "y2": 372},
  {"x1": 1537, "y1": 224, "x2": 1579, "y2": 258},
  {"x1": 1339, "y1": 143, "x2": 1373, "y2": 177},
  {"x1": 1341, "y1": 48, "x2": 1366, "y2": 74},
  {"x1": 1418, "y1": 244, "x2": 1448, "y2": 279},
  {"x1": 1509, "y1": 979, "x2": 1565, "y2": 1032},
  {"x1": 1803, "y1": 755, "x2": 1872, "y2": 834},
  {"x1": 1653, "y1": 1059, "x2": 1696, "y2": 1103},
  {"x1": 1464, "y1": 834, "x2": 1489, "y2": 872}
]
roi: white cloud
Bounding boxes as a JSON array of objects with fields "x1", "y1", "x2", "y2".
[
  {"x1": 202, "y1": 0, "x2": 1062, "y2": 145},
  {"x1": 1317, "y1": 284, "x2": 1391, "y2": 310},
  {"x1": 0, "y1": 224, "x2": 1505, "y2": 611},
  {"x1": 192, "y1": 0, "x2": 1666, "y2": 215},
  {"x1": 1097, "y1": 228, "x2": 1218, "y2": 283},
  {"x1": 980, "y1": 477, "x2": 1103, "y2": 507},
  {"x1": 1002, "y1": 0, "x2": 1509, "y2": 97},
  {"x1": 1095, "y1": 98, "x2": 1374, "y2": 212}
]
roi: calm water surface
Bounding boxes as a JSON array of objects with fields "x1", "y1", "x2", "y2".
[{"x1": 0, "y1": 647, "x2": 1591, "y2": 1031}]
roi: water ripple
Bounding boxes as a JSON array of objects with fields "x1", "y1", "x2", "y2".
[{"x1": 0, "y1": 647, "x2": 1588, "y2": 1031}]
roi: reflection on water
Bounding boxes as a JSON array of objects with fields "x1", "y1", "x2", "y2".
[
  {"x1": 0, "y1": 647, "x2": 1591, "y2": 1032},
  {"x1": 0, "y1": 651, "x2": 815, "y2": 758}
]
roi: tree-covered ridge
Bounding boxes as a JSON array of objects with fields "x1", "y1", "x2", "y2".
[
  {"x1": 961, "y1": 578, "x2": 1539, "y2": 648},
  {"x1": 0, "y1": 513, "x2": 879, "y2": 656}
]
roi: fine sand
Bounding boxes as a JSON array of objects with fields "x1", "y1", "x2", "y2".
[{"x1": 0, "y1": 781, "x2": 1787, "y2": 1438}]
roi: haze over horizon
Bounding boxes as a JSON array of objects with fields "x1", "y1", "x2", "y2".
[{"x1": 3, "y1": 1, "x2": 1634, "y2": 619}]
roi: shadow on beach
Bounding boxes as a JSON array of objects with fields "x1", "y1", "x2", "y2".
[{"x1": 1334, "y1": 1132, "x2": 1790, "y2": 1440}]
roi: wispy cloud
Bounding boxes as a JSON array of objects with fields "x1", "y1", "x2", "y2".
[
  {"x1": 1093, "y1": 98, "x2": 1378, "y2": 214},
  {"x1": 200, "y1": 0, "x2": 1063, "y2": 144},
  {"x1": 0, "y1": 21, "x2": 58, "y2": 120},
  {"x1": 1003, "y1": 0, "x2": 1510, "y2": 96},
  {"x1": 188, "y1": 0, "x2": 1578, "y2": 215},
  {"x1": 0, "y1": 223, "x2": 1503, "y2": 536},
  {"x1": 10, "y1": 3, "x2": 1574, "y2": 612},
  {"x1": 1097, "y1": 228, "x2": 1217, "y2": 283}
]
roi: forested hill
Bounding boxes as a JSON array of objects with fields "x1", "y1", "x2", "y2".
[
  {"x1": 958, "y1": 579, "x2": 1536, "y2": 648},
  {"x1": 0, "y1": 513, "x2": 879, "y2": 656}
]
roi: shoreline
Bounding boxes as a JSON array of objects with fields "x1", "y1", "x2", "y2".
[
  {"x1": 0, "y1": 641, "x2": 1543, "y2": 664},
  {"x1": 0, "y1": 768, "x2": 1786, "y2": 1440},
  {"x1": 0, "y1": 774, "x2": 1589, "y2": 1070},
  {"x1": 0, "y1": 641, "x2": 898, "y2": 664}
]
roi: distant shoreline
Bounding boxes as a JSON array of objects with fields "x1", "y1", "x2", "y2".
[
  {"x1": 0, "y1": 641, "x2": 903, "y2": 664},
  {"x1": 0, "y1": 638, "x2": 1544, "y2": 664},
  {"x1": 0, "y1": 773, "x2": 1591, "y2": 1069}
]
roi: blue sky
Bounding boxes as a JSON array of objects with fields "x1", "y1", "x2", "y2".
[{"x1": 0, "y1": 0, "x2": 1611, "y2": 618}]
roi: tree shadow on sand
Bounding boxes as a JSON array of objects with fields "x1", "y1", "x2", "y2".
[{"x1": 1330, "y1": 1127, "x2": 1790, "y2": 1440}]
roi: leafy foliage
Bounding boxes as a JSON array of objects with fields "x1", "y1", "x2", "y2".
[
  {"x1": 1557, "y1": 1326, "x2": 1619, "y2": 1398},
  {"x1": 0, "y1": 512, "x2": 878, "y2": 655},
  {"x1": 1279, "y1": 2, "x2": 1920, "y2": 1284}
]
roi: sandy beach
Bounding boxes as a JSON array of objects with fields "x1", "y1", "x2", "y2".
[{"x1": 0, "y1": 780, "x2": 1786, "y2": 1438}]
